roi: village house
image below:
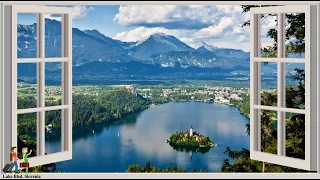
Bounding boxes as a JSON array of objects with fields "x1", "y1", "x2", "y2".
[{"x1": 184, "y1": 130, "x2": 189, "y2": 137}]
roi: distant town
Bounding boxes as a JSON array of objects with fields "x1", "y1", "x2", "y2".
[{"x1": 17, "y1": 82, "x2": 262, "y2": 106}]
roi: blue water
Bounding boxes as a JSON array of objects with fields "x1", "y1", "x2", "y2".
[{"x1": 45, "y1": 102, "x2": 250, "y2": 172}]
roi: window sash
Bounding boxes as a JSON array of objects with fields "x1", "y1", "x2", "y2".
[
  {"x1": 11, "y1": 5, "x2": 73, "y2": 167},
  {"x1": 250, "y1": 5, "x2": 317, "y2": 171},
  {"x1": 17, "y1": 58, "x2": 69, "y2": 63}
]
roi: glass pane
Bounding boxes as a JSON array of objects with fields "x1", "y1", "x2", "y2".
[
  {"x1": 17, "y1": 113, "x2": 37, "y2": 164},
  {"x1": 260, "y1": 62, "x2": 277, "y2": 107},
  {"x1": 260, "y1": 14, "x2": 277, "y2": 58},
  {"x1": 45, "y1": 14, "x2": 62, "y2": 58},
  {"x1": 45, "y1": 110, "x2": 62, "y2": 154},
  {"x1": 17, "y1": 13, "x2": 37, "y2": 59},
  {"x1": 285, "y1": 13, "x2": 305, "y2": 59},
  {"x1": 285, "y1": 113, "x2": 305, "y2": 160},
  {"x1": 285, "y1": 63, "x2": 305, "y2": 109},
  {"x1": 17, "y1": 63, "x2": 37, "y2": 109},
  {"x1": 260, "y1": 110, "x2": 277, "y2": 155},
  {"x1": 45, "y1": 62, "x2": 62, "y2": 107}
]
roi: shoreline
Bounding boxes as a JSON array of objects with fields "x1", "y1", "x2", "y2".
[{"x1": 19, "y1": 99, "x2": 248, "y2": 135}]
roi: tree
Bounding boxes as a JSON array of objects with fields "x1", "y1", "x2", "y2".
[
  {"x1": 145, "y1": 160, "x2": 151, "y2": 172},
  {"x1": 172, "y1": 164, "x2": 178, "y2": 172},
  {"x1": 166, "y1": 165, "x2": 171, "y2": 172},
  {"x1": 241, "y1": 5, "x2": 305, "y2": 57}
]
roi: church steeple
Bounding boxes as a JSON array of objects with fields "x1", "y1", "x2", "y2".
[{"x1": 189, "y1": 125, "x2": 193, "y2": 136}]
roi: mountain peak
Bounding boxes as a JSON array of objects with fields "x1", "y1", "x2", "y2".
[
  {"x1": 201, "y1": 42, "x2": 219, "y2": 51},
  {"x1": 45, "y1": 18, "x2": 60, "y2": 24},
  {"x1": 85, "y1": 29, "x2": 101, "y2": 33},
  {"x1": 153, "y1": 32, "x2": 167, "y2": 37},
  {"x1": 133, "y1": 32, "x2": 170, "y2": 47},
  {"x1": 84, "y1": 29, "x2": 105, "y2": 37}
]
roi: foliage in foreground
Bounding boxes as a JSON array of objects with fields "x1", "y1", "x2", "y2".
[{"x1": 126, "y1": 160, "x2": 207, "y2": 173}]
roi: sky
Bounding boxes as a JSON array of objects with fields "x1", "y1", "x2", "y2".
[{"x1": 17, "y1": 5, "x2": 277, "y2": 52}]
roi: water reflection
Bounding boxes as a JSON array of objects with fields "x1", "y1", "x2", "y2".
[
  {"x1": 169, "y1": 144, "x2": 211, "y2": 154},
  {"x1": 46, "y1": 111, "x2": 141, "y2": 143}
]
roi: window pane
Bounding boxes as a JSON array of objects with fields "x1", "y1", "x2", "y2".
[
  {"x1": 260, "y1": 62, "x2": 277, "y2": 107},
  {"x1": 285, "y1": 13, "x2": 305, "y2": 59},
  {"x1": 285, "y1": 63, "x2": 305, "y2": 109},
  {"x1": 260, "y1": 14, "x2": 277, "y2": 58},
  {"x1": 45, "y1": 14, "x2": 62, "y2": 58},
  {"x1": 17, "y1": 113, "x2": 38, "y2": 161},
  {"x1": 45, "y1": 62, "x2": 62, "y2": 107},
  {"x1": 260, "y1": 110, "x2": 277, "y2": 155},
  {"x1": 17, "y1": 13, "x2": 37, "y2": 59},
  {"x1": 17, "y1": 63, "x2": 37, "y2": 109},
  {"x1": 285, "y1": 113, "x2": 305, "y2": 160},
  {"x1": 45, "y1": 110, "x2": 62, "y2": 154}
]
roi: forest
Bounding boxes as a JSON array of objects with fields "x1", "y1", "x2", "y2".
[
  {"x1": 17, "y1": 87, "x2": 150, "y2": 134},
  {"x1": 126, "y1": 160, "x2": 207, "y2": 173}
]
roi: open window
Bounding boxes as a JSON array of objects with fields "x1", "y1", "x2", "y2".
[
  {"x1": 4, "y1": 5, "x2": 73, "y2": 167},
  {"x1": 250, "y1": 5, "x2": 317, "y2": 171}
]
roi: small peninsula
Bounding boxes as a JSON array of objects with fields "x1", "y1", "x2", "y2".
[{"x1": 167, "y1": 126, "x2": 216, "y2": 148}]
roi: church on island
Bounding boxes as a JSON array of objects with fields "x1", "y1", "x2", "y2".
[
  {"x1": 184, "y1": 125, "x2": 201, "y2": 142},
  {"x1": 167, "y1": 124, "x2": 216, "y2": 148}
]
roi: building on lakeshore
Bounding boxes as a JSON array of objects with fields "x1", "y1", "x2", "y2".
[{"x1": 122, "y1": 85, "x2": 137, "y2": 96}]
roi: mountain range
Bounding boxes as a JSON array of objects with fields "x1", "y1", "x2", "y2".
[
  {"x1": 17, "y1": 19, "x2": 250, "y2": 68},
  {"x1": 17, "y1": 19, "x2": 303, "y2": 82}
]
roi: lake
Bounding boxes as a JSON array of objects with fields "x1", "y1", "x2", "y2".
[{"x1": 45, "y1": 102, "x2": 250, "y2": 172}]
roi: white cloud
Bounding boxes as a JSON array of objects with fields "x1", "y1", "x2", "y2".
[
  {"x1": 46, "y1": 5, "x2": 94, "y2": 19},
  {"x1": 113, "y1": 5, "x2": 239, "y2": 30},
  {"x1": 45, "y1": 5, "x2": 94, "y2": 21},
  {"x1": 113, "y1": 26, "x2": 196, "y2": 44},
  {"x1": 188, "y1": 5, "x2": 203, "y2": 8},
  {"x1": 232, "y1": 25, "x2": 248, "y2": 35},
  {"x1": 260, "y1": 15, "x2": 277, "y2": 37},
  {"x1": 235, "y1": 34, "x2": 250, "y2": 44},
  {"x1": 216, "y1": 5, "x2": 243, "y2": 14},
  {"x1": 72, "y1": 5, "x2": 91, "y2": 19},
  {"x1": 113, "y1": 5, "x2": 250, "y2": 30},
  {"x1": 45, "y1": 14, "x2": 62, "y2": 21},
  {"x1": 112, "y1": 5, "x2": 266, "y2": 52},
  {"x1": 114, "y1": 5, "x2": 176, "y2": 25},
  {"x1": 194, "y1": 17, "x2": 233, "y2": 39}
]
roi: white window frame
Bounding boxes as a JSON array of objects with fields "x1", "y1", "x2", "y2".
[
  {"x1": 0, "y1": 2, "x2": 319, "y2": 178},
  {"x1": 6, "y1": 5, "x2": 73, "y2": 167},
  {"x1": 250, "y1": 5, "x2": 318, "y2": 171}
]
